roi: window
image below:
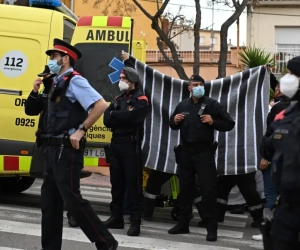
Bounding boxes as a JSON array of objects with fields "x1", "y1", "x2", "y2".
[
  {"x1": 63, "y1": 19, "x2": 76, "y2": 44},
  {"x1": 210, "y1": 37, "x2": 217, "y2": 45},
  {"x1": 73, "y1": 43, "x2": 130, "y2": 101},
  {"x1": 200, "y1": 36, "x2": 205, "y2": 44}
]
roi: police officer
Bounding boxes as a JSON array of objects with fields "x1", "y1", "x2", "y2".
[
  {"x1": 261, "y1": 56, "x2": 300, "y2": 250},
  {"x1": 103, "y1": 66, "x2": 149, "y2": 236},
  {"x1": 24, "y1": 66, "x2": 78, "y2": 228},
  {"x1": 168, "y1": 75, "x2": 235, "y2": 242},
  {"x1": 41, "y1": 38, "x2": 117, "y2": 250}
]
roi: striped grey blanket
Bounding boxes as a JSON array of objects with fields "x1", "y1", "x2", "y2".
[{"x1": 133, "y1": 58, "x2": 270, "y2": 175}]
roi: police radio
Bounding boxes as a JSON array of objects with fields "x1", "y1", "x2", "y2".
[{"x1": 198, "y1": 103, "x2": 206, "y2": 116}]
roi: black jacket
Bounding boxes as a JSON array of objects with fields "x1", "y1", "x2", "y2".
[
  {"x1": 25, "y1": 90, "x2": 48, "y2": 132},
  {"x1": 170, "y1": 96, "x2": 235, "y2": 144},
  {"x1": 104, "y1": 88, "x2": 148, "y2": 139}
]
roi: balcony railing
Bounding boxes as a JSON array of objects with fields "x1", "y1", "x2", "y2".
[
  {"x1": 146, "y1": 50, "x2": 231, "y2": 63},
  {"x1": 258, "y1": 0, "x2": 300, "y2": 5},
  {"x1": 265, "y1": 48, "x2": 300, "y2": 74}
]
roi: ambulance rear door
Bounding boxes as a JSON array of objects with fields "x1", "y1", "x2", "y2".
[{"x1": 71, "y1": 16, "x2": 133, "y2": 168}]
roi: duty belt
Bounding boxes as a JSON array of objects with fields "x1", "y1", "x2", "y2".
[
  {"x1": 111, "y1": 135, "x2": 136, "y2": 144},
  {"x1": 43, "y1": 137, "x2": 72, "y2": 147},
  {"x1": 182, "y1": 142, "x2": 212, "y2": 152}
]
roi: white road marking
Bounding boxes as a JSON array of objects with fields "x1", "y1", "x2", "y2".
[
  {"x1": 0, "y1": 219, "x2": 240, "y2": 250},
  {"x1": 0, "y1": 248, "x2": 24, "y2": 250}
]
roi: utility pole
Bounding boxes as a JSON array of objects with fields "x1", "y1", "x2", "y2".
[
  {"x1": 236, "y1": 1, "x2": 240, "y2": 68},
  {"x1": 210, "y1": 0, "x2": 215, "y2": 63},
  {"x1": 237, "y1": 18, "x2": 240, "y2": 67}
]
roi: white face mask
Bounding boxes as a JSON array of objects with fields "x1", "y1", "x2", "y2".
[
  {"x1": 118, "y1": 80, "x2": 129, "y2": 91},
  {"x1": 279, "y1": 73, "x2": 300, "y2": 98}
]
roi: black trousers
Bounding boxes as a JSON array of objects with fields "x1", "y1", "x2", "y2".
[
  {"x1": 217, "y1": 172, "x2": 263, "y2": 221},
  {"x1": 177, "y1": 147, "x2": 218, "y2": 226},
  {"x1": 145, "y1": 169, "x2": 202, "y2": 202},
  {"x1": 109, "y1": 141, "x2": 143, "y2": 220},
  {"x1": 41, "y1": 145, "x2": 115, "y2": 250},
  {"x1": 271, "y1": 206, "x2": 300, "y2": 250}
]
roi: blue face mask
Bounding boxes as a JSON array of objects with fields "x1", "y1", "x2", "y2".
[
  {"x1": 48, "y1": 59, "x2": 62, "y2": 74},
  {"x1": 192, "y1": 86, "x2": 205, "y2": 98}
]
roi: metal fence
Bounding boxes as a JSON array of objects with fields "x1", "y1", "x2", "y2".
[
  {"x1": 265, "y1": 49, "x2": 300, "y2": 74},
  {"x1": 146, "y1": 50, "x2": 231, "y2": 63}
]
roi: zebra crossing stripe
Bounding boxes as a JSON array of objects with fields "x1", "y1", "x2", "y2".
[
  {"x1": 0, "y1": 219, "x2": 240, "y2": 250},
  {"x1": 0, "y1": 248, "x2": 24, "y2": 250}
]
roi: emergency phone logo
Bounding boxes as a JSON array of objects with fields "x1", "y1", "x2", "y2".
[{"x1": 0, "y1": 50, "x2": 28, "y2": 78}]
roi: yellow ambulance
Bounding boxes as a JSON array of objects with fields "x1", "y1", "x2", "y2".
[
  {"x1": 0, "y1": 1, "x2": 145, "y2": 193},
  {"x1": 0, "y1": 1, "x2": 82, "y2": 193}
]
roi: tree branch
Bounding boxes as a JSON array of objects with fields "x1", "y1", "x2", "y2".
[
  {"x1": 193, "y1": 0, "x2": 201, "y2": 75},
  {"x1": 169, "y1": 26, "x2": 191, "y2": 40},
  {"x1": 132, "y1": 0, "x2": 153, "y2": 20},
  {"x1": 133, "y1": 0, "x2": 188, "y2": 79},
  {"x1": 156, "y1": 37, "x2": 175, "y2": 66},
  {"x1": 231, "y1": 0, "x2": 238, "y2": 8},
  {"x1": 153, "y1": 0, "x2": 170, "y2": 20},
  {"x1": 217, "y1": 0, "x2": 248, "y2": 77}
]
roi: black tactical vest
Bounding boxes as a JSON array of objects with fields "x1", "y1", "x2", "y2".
[
  {"x1": 179, "y1": 97, "x2": 215, "y2": 144},
  {"x1": 112, "y1": 89, "x2": 145, "y2": 138},
  {"x1": 45, "y1": 71, "x2": 88, "y2": 136}
]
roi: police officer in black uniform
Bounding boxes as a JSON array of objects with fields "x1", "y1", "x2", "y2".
[
  {"x1": 261, "y1": 56, "x2": 300, "y2": 250},
  {"x1": 41, "y1": 39, "x2": 117, "y2": 250},
  {"x1": 168, "y1": 75, "x2": 235, "y2": 242},
  {"x1": 103, "y1": 66, "x2": 149, "y2": 237},
  {"x1": 24, "y1": 65, "x2": 78, "y2": 228}
]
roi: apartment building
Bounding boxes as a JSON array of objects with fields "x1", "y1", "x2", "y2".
[{"x1": 247, "y1": 0, "x2": 300, "y2": 72}]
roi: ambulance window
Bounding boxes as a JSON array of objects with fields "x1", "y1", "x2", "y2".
[
  {"x1": 74, "y1": 43, "x2": 129, "y2": 101},
  {"x1": 63, "y1": 19, "x2": 75, "y2": 44}
]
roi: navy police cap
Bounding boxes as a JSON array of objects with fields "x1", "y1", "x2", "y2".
[
  {"x1": 189, "y1": 75, "x2": 205, "y2": 83},
  {"x1": 46, "y1": 38, "x2": 82, "y2": 61}
]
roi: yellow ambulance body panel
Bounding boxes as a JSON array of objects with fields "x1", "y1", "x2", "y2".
[{"x1": 0, "y1": 3, "x2": 78, "y2": 192}]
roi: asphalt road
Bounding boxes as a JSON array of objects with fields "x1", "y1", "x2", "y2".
[{"x1": 0, "y1": 178, "x2": 264, "y2": 250}]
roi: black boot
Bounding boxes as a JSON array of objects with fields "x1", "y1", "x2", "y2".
[
  {"x1": 251, "y1": 217, "x2": 263, "y2": 228},
  {"x1": 168, "y1": 221, "x2": 190, "y2": 235},
  {"x1": 95, "y1": 240, "x2": 118, "y2": 250},
  {"x1": 250, "y1": 207, "x2": 263, "y2": 228},
  {"x1": 127, "y1": 219, "x2": 141, "y2": 236},
  {"x1": 230, "y1": 204, "x2": 245, "y2": 214},
  {"x1": 206, "y1": 223, "x2": 218, "y2": 242},
  {"x1": 108, "y1": 241, "x2": 118, "y2": 250},
  {"x1": 103, "y1": 217, "x2": 124, "y2": 229},
  {"x1": 67, "y1": 212, "x2": 78, "y2": 228},
  {"x1": 143, "y1": 197, "x2": 156, "y2": 221},
  {"x1": 96, "y1": 240, "x2": 118, "y2": 250}
]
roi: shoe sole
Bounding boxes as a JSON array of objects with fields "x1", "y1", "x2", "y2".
[
  {"x1": 206, "y1": 237, "x2": 217, "y2": 242},
  {"x1": 127, "y1": 232, "x2": 140, "y2": 237},
  {"x1": 168, "y1": 231, "x2": 190, "y2": 235}
]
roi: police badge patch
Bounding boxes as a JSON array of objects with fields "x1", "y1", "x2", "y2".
[
  {"x1": 273, "y1": 134, "x2": 282, "y2": 140},
  {"x1": 56, "y1": 96, "x2": 61, "y2": 102}
]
